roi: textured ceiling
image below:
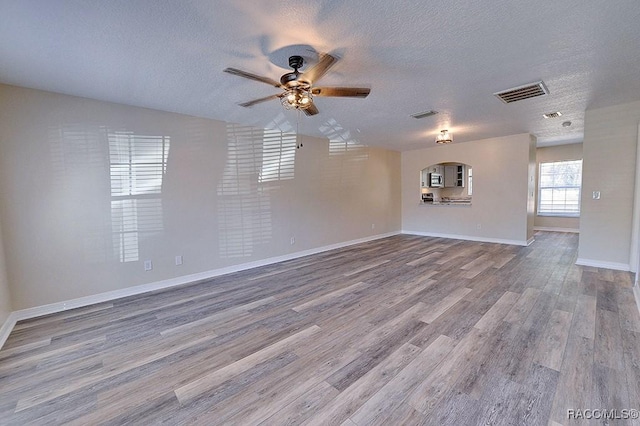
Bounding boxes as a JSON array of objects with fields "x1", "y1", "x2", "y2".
[{"x1": 1, "y1": 0, "x2": 639, "y2": 151}]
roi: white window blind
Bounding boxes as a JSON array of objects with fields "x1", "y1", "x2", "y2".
[{"x1": 538, "y1": 159, "x2": 582, "y2": 217}]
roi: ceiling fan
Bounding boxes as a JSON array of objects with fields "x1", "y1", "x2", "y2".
[{"x1": 223, "y1": 53, "x2": 370, "y2": 116}]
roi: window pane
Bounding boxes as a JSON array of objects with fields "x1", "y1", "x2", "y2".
[{"x1": 538, "y1": 160, "x2": 582, "y2": 216}]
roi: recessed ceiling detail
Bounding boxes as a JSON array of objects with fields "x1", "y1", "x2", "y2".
[
  {"x1": 494, "y1": 81, "x2": 549, "y2": 104},
  {"x1": 411, "y1": 110, "x2": 439, "y2": 119},
  {"x1": 543, "y1": 111, "x2": 562, "y2": 118}
]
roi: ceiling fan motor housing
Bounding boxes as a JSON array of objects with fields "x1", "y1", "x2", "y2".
[
  {"x1": 288, "y1": 55, "x2": 304, "y2": 70},
  {"x1": 280, "y1": 56, "x2": 310, "y2": 88}
]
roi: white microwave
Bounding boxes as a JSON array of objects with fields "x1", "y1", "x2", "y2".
[{"x1": 429, "y1": 173, "x2": 443, "y2": 188}]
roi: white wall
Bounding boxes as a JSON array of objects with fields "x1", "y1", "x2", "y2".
[
  {"x1": 534, "y1": 143, "x2": 583, "y2": 232},
  {"x1": 402, "y1": 134, "x2": 533, "y2": 245},
  {"x1": 0, "y1": 84, "x2": 401, "y2": 310},
  {"x1": 578, "y1": 100, "x2": 640, "y2": 270}
]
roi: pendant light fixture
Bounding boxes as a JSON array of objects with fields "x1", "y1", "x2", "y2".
[{"x1": 436, "y1": 129, "x2": 452, "y2": 144}]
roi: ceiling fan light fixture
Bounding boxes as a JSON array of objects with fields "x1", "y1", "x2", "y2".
[
  {"x1": 225, "y1": 52, "x2": 369, "y2": 117},
  {"x1": 282, "y1": 88, "x2": 313, "y2": 110},
  {"x1": 436, "y1": 129, "x2": 453, "y2": 144}
]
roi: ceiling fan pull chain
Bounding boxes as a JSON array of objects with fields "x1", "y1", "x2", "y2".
[{"x1": 296, "y1": 109, "x2": 303, "y2": 149}]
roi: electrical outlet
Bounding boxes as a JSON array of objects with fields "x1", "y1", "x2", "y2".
[
  {"x1": 371, "y1": 223, "x2": 375, "y2": 229},
  {"x1": 593, "y1": 191, "x2": 601, "y2": 200},
  {"x1": 290, "y1": 237, "x2": 295, "y2": 245},
  {"x1": 477, "y1": 223, "x2": 482, "y2": 230},
  {"x1": 175, "y1": 255, "x2": 183, "y2": 266},
  {"x1": 144, "y1": 260, "x2": 153, "y2": 271}
]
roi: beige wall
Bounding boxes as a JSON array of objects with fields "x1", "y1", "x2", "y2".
[
  {"x1": 527, "y1": 134, "x2": 536, "y2": 240},
  {"x1": 578, "y1": 100, "x2": 640, "y2": 269},
  {"x1": 534, "y1": 143, "x2": 583, "y2": 231},
  {"x1": 402, "y1": 134, "x2": 532, "y2": 245},
  {"x1": 0, "y1": 84, "x2": 401, "y2": 309},
  {"x1": 0, "y1": 218, "x2": 11, "y2": 325}
]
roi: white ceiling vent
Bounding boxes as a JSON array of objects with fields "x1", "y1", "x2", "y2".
[
  {"x1": 410, "y1": 110, "x2": 439, "y2": 119},
  {"x1": 543, "y1": 111, "x2": 562, "y2": 119},
  {"x1": 494, "y1": 81, "x2": 549, "y2": 104}
]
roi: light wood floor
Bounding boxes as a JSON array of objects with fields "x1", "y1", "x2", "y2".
[{"x1": 1, "y1": 232, "x2": 639, "y2": 425}]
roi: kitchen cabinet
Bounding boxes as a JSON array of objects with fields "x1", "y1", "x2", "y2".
[
  {"x1": 444, "y1": 166, "x2": 456, "y2": 187},
  {"x1": 456, "y1": 164, "x2": 465, "y2": 187},
  {"x1": 426, "y1": 165, "x2": 443, "y2": 175},
  {"x1": 444, "y1": 164, "x2": 465, "y2": 187}
]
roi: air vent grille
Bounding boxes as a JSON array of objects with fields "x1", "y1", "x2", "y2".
[
  {"x1": 543, "y1": 111, "x2": 562, "y2": 119},
  {"x1": 411, "y1": 110, "x2": 439, "y2": 119},
  {"x1": 494, "y1": 81, "x2": 549, "y2": 104}
]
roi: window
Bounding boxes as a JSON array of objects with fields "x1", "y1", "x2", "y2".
[
  {"x1": 109, "y1": 131, "x2": 170, "y2": 262},
  {"x1": 538, "y1": 159, "x2": 582, "y2": 216}
]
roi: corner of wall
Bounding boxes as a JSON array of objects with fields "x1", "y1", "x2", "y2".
[{"x1": 0, "y1": 215, "x2": 13, "y2": 331}]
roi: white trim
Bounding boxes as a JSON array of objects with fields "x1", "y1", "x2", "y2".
[
  {"x1": 401, "y1": 230, "x2": 532, "y2": 247},
  {"x1": 0, "y1": 231, "x2": 400, "y2": 349},
  {"x1": 0, "y1": 312, "x2": 17, "y2": 350},
  {"x1": 631, "y1": 122, "x2": 640, "y2": 274},
  {"x1": 634, "y1": 285, "x2": 640, "y2": 316},
  {"x1": 533, "y1": 226, "x2": 580, "y2": 233},
  {"x1": 575, "y1": 258, "x2": 630, "y2": 272}
]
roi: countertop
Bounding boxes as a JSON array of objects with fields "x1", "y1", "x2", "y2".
[{"x1": 420, "y1": 200, "x2": 472, "y2": 206}]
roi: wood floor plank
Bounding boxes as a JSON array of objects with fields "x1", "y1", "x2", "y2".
[
  {"x1": 572, "y1": 294, "x2": 597, "y2": 339},
  {"x1": 594, "y1": 308, "x2": 625, "y2": 371},
  {"x1": 453, "y1": 320, "x2": 521, "y2": 401},
  {"x1": 504, "y1": 287, "x2": 541, "y2": 324},
  {"x1": 0, "y1": 232, "x2": 636, "y2": 425},
  {"x1": 591, "y1": 364, "x2": 630, "y2": 417},
  {"x1": 501, "y1": 291, "x2": 558, "y2": 384},
  {"x1": 407, "y1": 327, "x2": 489, "y2": 414},
  {"x1": 292, "y1": 281, "x2": 369, "y2": 312},
  {"x1": 618, "y1": 288, "x2": 640, "y2": 332},
  {"x1": 420, "y1": 286, "x2": 472, "y2": 323},
  {"x1": 303, "y1": 342, "x2": 422, "y2": 425},
  {"x1": 473, "y1": 290, "x2": 520, "y2": 331},
  {"x1": 174, "y1": 324, "x2": 321, "y2": 405},
  {"x1": 549, "y1": 334, "x2": 594, "y2": 425},
  {"x1": 259, "y1": 380, "x2": 339, "y2": 425},
  {"x1": 512, "y1": 362, "x2": 559, "y2": 425},
  {"x1": 343, "y1": 259, "x2": 390, "y2": 277},
  {"x1": 14, "y1": 333, "x2": 218, "y2": 412},
  {"x1": 349, "y1": 334, "x2": 455, "y2": 425},
  {"x1": 532, "y1": 309, "x2": 573, "y2": 371},
  {"x1": 620, "y1": 329, "x2": 640, "y2": 413}
]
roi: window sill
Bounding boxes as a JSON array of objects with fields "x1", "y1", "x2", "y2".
[{"x1": 536, "y1": 213, "x2": 580, "y2": 218}]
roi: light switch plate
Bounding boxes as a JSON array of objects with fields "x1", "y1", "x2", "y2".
[{"x1": 593, "y1": 191, "x2": 601, "y2": 200}]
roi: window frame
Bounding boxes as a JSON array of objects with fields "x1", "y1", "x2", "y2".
[{"x1": 537, "y1": 159, "x2": 582, "y2": 218}]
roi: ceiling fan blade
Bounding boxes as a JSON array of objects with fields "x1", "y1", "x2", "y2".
[
  {"x1": 311, "y1": 87, "x2": 371, "y2": 98},
  {"x1": 239, "y1": 93, "x2": 283, "y2": 107},
  {"x1": 304, "y1": 53, "x2": 338, "y2": 83},
  {"x1": 303, "y1": 103, "x2": 319, "y2": 116},
  {"x1": 223, "y1": 67, "x2": 282, "y2": 88}
]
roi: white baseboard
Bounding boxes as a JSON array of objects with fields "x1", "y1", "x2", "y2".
[
  {"x1": 634, "y1": 285, "x2": 640, "y2": 316},
  {"x1": 575, "y1": 258, "x2": 630, "y2": 272},
  {"x1": 0, "y1": 231, "x2": 400, "y2": 350},
  {"x1": 0, "y1": 312, "x2": 17, "y2": 351},
  {"x1": 401, "y1": 230, "x2": 532, "y2": 247},
  {"x1": 534, "y1": 226, "x2": 580, "y2": 233}
]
